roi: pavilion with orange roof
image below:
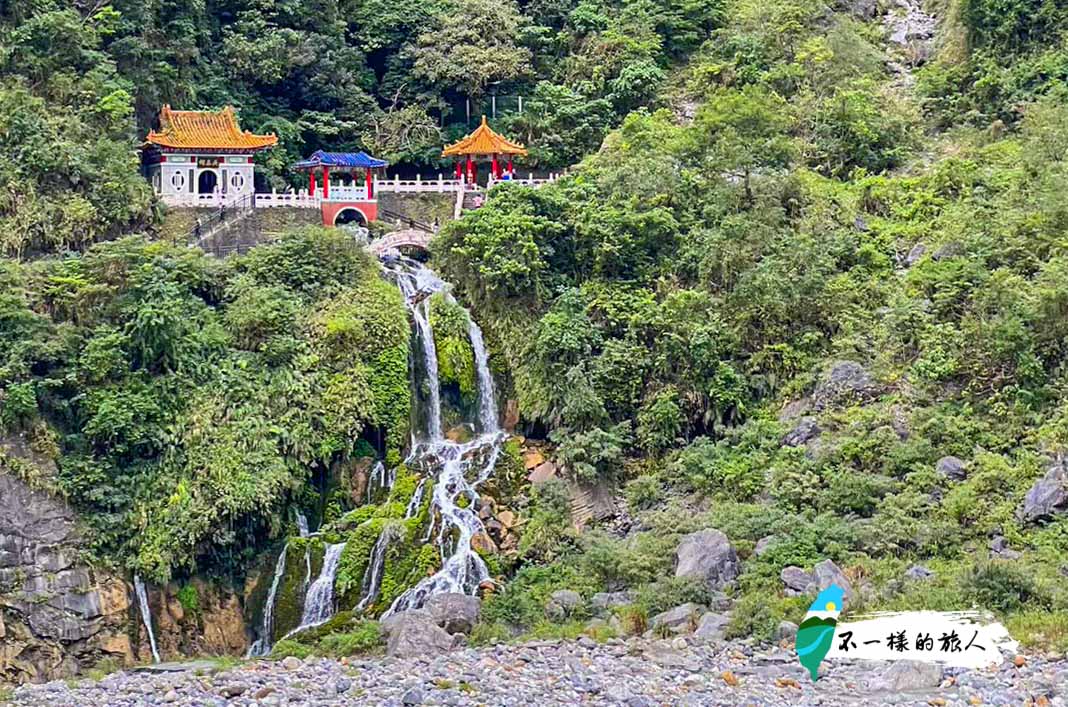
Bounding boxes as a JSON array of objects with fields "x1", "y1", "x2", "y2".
[
  {"x1": 442, "y1": 116, "x2": 527, "y2": 186},
  {"x1": 143, "y1": 105, "x2": 277, "y2": 206}
]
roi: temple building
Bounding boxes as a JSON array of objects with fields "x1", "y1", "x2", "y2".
[
  {"x1": 442, "y1": 116, "x2": 527, "y2": 185},
  {"x1": 143, "y1": 105, "x2": 277, "y2": 207}
]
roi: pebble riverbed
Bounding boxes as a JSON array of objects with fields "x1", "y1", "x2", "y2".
[{"x1": 6, "y1": 637, "x2": 1065, "y2": 706}]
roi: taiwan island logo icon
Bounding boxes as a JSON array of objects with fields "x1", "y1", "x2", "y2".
[{"x1": 795, "y1": 584, "x2": 844, "y2": 681}]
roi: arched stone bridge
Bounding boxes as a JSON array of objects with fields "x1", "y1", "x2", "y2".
[{"x1": 367, "y1": 228, "x2": 433, "y2": 256}]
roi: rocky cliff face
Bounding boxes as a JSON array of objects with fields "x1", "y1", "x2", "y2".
[
  {"x1": 0, "y1": 432, "x2": 249, "y2": 684},
  {"x1": 0, "y1": 433, "x2": 133, "y2": 683}
]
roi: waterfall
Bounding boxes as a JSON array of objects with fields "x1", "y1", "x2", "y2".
[
  {"x1": 133, "y1": 575, "x2": 161, "y2": 664},
  {"x1": 355, "y1": 526, "x2": 397, "y2": 611},
  {"x1": 405, "y1": 478, "x2": 427, "y2": 518},
  {"x1": 379, "y1": 257, "x2": 505, "y2": 618},
  {"x1": 467, "y1": 318, "x2": 499, "y2": 433},
  {"x1": 284, "y1": 542, "x2": 346, "y2": 637},
  {"x1": 390, "y1": 264, "x2": 445, "y2": 441},
  {"x1": 248, "y1": 510, "x2": 314, "y2": 657},
  {"x1": 247, "y1": 547, "x2": 287, "y2": 658}
]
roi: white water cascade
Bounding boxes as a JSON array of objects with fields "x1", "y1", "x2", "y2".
[
  {"x1": 133, "y1": 575, "x2": 161, "y2": 664},
  {"x1": 355, "y1": 524, "x2": 399, "y2": 611},
  {"x1": 248, "y1": 510, "x2": 313, "y2": 657},
  {"x1": 286, "y1": 542, "x2": 346, "y2": 636},
  {"x1": 380, "y1": 258, "x2": 505, "y2": 618}
]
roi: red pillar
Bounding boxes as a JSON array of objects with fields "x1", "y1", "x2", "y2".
[
  {"x1": 322, "y1": 167, "x2": 330, "y2": 199},
  {"x1": 309, "y1": 171, "x2": 316, "y2": 196},
  {"x1": 455, "y1": 161, "x2": 462, "y2": 181},
  {"x1": 466, "y1": 156, "x2": 474, "y2": 184},
  {"x1": 507, "y1": 157, "x2": 514, "y2": 174},
  {"x1": 365, "y1": 168, "x2": 373, "y2": 199},
  {"x1": 491, "y1": 153, "x2": 499, "y2": 178}
]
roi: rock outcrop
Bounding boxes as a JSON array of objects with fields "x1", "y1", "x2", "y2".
[
  {"x1": 0, "y1": 464, "x2": 132, "y2": 684},
  {"x1": 1, "y1": 436, "x2": 249, "y2": 684},
  {"x1": 1020, "y1": 456, "x2": 1068, "y2": 524},
  {"x1": 674, "y1": 529, "x2": 740, "y2": 591}
]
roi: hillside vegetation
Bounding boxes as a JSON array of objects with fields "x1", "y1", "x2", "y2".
[{"x1": 2, "y1": 0, "x2": 1068, "y2": 661}]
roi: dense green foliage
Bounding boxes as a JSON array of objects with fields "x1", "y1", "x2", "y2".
[
  {"x1": 0, "y1": 230, "x2": 410, "y2": 581},
  {"x1": 433, "y1": 0, "x2": 1068, "y2": 648}
]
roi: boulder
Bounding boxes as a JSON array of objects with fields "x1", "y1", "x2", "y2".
[
  {"x1": 590, "y1": 591, "x2": 635, "y2": 614},
  {"x1": 693, "y1": 612, "x2": 730, "y2": 643},
  {"x1": 904, "y1": 243, "x2": 926, "y2": 267},
  {"x1": 780, "y1": 566, "x2": 815, "y2": 595},
  {"x1": 813, "y1": 559, "x2": 854, "y2": 601},
  {"x1": 879, "y1": 660, "x2": 943, "y2": 691},
  {"x1": 774, "y1": 621, "x2": 798, "y2": 642},
  {"x1": 423, "y1": 593, "x2": 480, "y2": 635},
  {"x1": 935, "y1": 456, "x2": 967, "y2": 482},
  {"x1": 650, "y1": 603, "x2": 704, "y2": 634},
  {"x1": 753, "y1": 536, "x2": 776, "y2": 557},
  {"x1": 1019, "y1": 456, "x2": 1068, "y2": 524},
  {"x1": 523, "y1": 449, "x2": 545, "y2": 470},
  {"x1": 545, "y1": 589, "x2": 582, "y2": 620},
  {"x1": 782, "y1": 417, "x2": 820, "y2": 447},
  {"x1": 674, "y1": 529, "x2": 740, "y2": 591},
  {"x1": 381, "y1": 610, "x2": 454, "y2": 659},
  {"x1": 989, "y1": 536, "x2": 1021, "y2": 560},
  {"x1": 528, "y1": 461, "x2": 558, "y2": 485},
  {"x1": 779, "y1": 398, "x2": 812, "y2": 422},
  {"x1": 904, "y1": 565, "x2": 934, "y2": 581},
  {"x1": 813, "y1": 361, "x2": 877, "y2": 410}
]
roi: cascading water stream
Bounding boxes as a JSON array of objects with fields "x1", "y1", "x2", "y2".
[
  {"x1": 284, "y1": 542, "x2": 346, "y2": 637},
  {"x1": 248, "y1": 510, "x2": 312, "y2": 657},
  {"x1": 133, "y1": 575, "x2": 161, "y2": 664},
  {"x1": 379, "y1": 257, "x2": 505, "y2": 618},
  {"x1": 355, "y1": 525, "x2": 398, "y2": 611}
]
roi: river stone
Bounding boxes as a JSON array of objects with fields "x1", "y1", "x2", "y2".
[
  {"x1": 782, "y1": 417, "x2": 820, "y2": 447},
  {"x1": 423, "y1": 593, "x2": 480, "y2": 634},
  {"x1": 382, "y1": 610, "x2": 454, "y2": 658},
  {"x1": 1020, "y1": 456, "x2": 1068, "y2": 523},
  {"x1": 813, "y1": 361, "x2": 877, "y2": 410},
  {"x1": 936, "y1": 456, "x2": 967, "y2": 481},
  {"x1": 880, "y1": 660, "x2": 943, "y2": 690},
  {"x1": 281, "y1": 656, "x2": 302, "y2": 670},
  {"x1": 693, "y1": 612, "x2": 729, "y2": 643},
  {"x1": 674, "y1": 529, "x2": 740, "y2": 591},
  {"x1": 650, "y1": 603, "x2": 704, "y2": 634}
]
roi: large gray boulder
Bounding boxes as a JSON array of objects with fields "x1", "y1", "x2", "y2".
[
  {"x1": 381, "y1": 610, "x2": 453, "y2": 658},
  {"x1": 781, "y1": 560, "x2": 854, "y2": 600},
  {"x1": 936, "y1": 456, "x2": 967, "y2": 481},
  {"x1": 590, "y1": 591, "x2": 635, "y2": 614},
  {"x1": 649, "y1": 603, "x2": 704, "y2": 634},
  {"x1": 781, "y1": 566, "x2": 815, "y2": 595},
  {"x1": 813, "y1": 559, "x2": 854, "y2": 601},
  {"x1": 674, "y1": 529, "x2": 740, "y2": 591},
  {"x1": 693, "y1": 612, "x2": 730, "y2": 643},
  {"x1": 545, "y1": 589, "x2": 583, "y2": 620},
  {"x1": 813, "y1": 361, "x2": 877, "y2": 410},
  {"x1": 423, "y1": 593, "x2": 480, "y2": 635},
  {"x1": 1020, "y1": 456, "x2": 1068, "y2": 524}
]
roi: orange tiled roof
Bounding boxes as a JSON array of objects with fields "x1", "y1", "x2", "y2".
[
  {"x1": 145, "y1": 105, "x2": 278, "y2": 151},
  {"x1": 442, "y1": 116, "x2": 527, "y2": 157}
]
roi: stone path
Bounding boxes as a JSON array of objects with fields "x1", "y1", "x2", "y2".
[{"x1": 6, "y1": 637, "x2": 1065, "y2": 706}]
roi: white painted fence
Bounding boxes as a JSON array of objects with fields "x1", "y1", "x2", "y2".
[{"x1": 254, "y1": 190, "x2": 321, "y2": 209}]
